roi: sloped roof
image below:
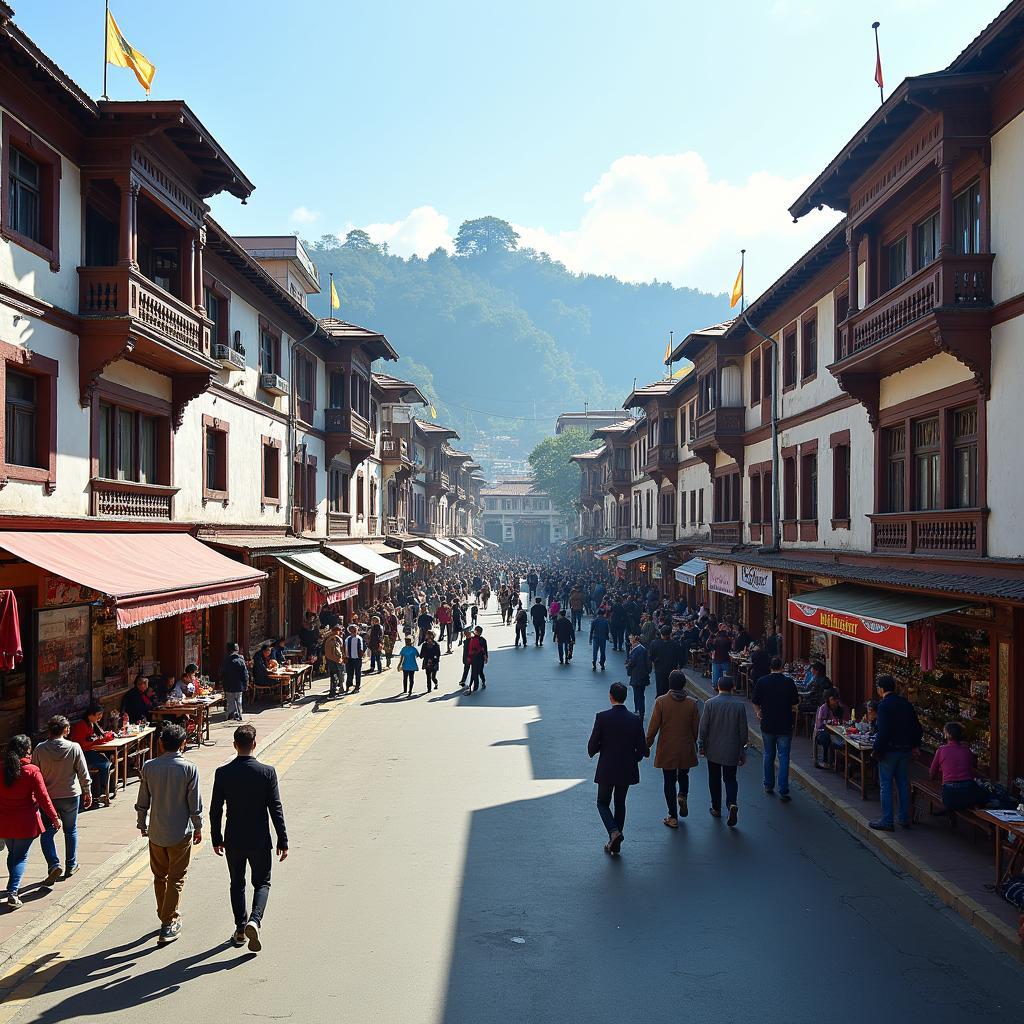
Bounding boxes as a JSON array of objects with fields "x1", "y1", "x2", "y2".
[
  {"x1": 372, "y1": 372, "x2": 427, "y2": 405},
  {"x1": 571, "y1": 446, "x2": 607, "y2": 462},
  {"x1": 481, "y1": 479, "x2": 545, "y2": 496},
  {"x1": 414, "y1": 418, "x2": 459, "y2": 439},
  {"x1": 590, "y1": 417, "x2": 637, "y2": 439},
  {"x1": 320, "y1": 319, "x2": 398, "y2": 361}
]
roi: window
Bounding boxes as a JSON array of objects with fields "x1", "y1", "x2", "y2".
[
  {"x1": 202, "y1": 417, "x2": 228, "y2": 499},
  {"x1": 328, "y1": 369, "x2": 345, "y2": 408},
  {"x1": 680, "y1": 489, "x2": 687, "y2": 528},
  {"x1": 714, "y1": 473, "x2": 740, "y2": 522},
  {"x1": 645, "y1": 490, "x2": 653, "y2": 529},
  {"x1": 4, "y1": 369, "x2": 37, "y2": 467},
  {"x1": 8, "y1": 147, "x2": 39, "y2": 242},
  {"x1": 3, "y1": 123, "x2": 60, "y2": 269},
  {"x1": 954, "y1": 180, "x2": 981, "y2": 256},
  {"x1": 912, "y1": 416, "x2": 940, "y2": 511},
  {"x1": 690, "y1": 490, "x2": 696, "y2": 524},
  {"x1": 204, "y1": 283, "x2": 230, "y2": 349},
  {"x1": 750, "y1": 472, "x2": 762, "y2": 523},
  {"x1": 762, "y1": 347, "x2": 773, "y2": 400},
  {"x1": 800, "y1": 452, "x2": 817, "y2": 520},
  {"x1": 915, "y1": 212, "x2": 939, "y2": 271},
  {"x1": 801, "y1": 317, "x2": 817, "y2": 379},
  {"x1": 261, "y1": 437, "x2": 280, "y2": 506},
  {"x1": 952, "y1": 405, "x2": 978, "y2": 509},
  {"x1": 698, "y1": 489, "x2": 704, "y2": 525},
  {"x1": 832, "y1": 444, "x2": 851, "y2": 523},
  {"x1": 328, "y1": 468, "x2": 350, "y2": 514},
  {"x1": 834, "y1": 292, "x2": 849, "y2": 361},
  {"x1": 886, "y1": 425, "x2": 906, "y2": 513},
  {"x1": 887, "y1": 235, "x2": 908, "y2": 290},
  {"x1": 259, "y1": 322, "x2": 281, "y2": 376},
  {"x1": 750, "y1": 353, "x2": 761, "y2": 405},
  {"x1": 295, "y1": 352, "x2": 315, "y2": 421},
  {"x1": 660, "y1": 491, "x2": 674, "y2": 526},
  {"x1": 96, "y1": 402, "x2": 161, "y2": 483},
  {"x1": 783, "y1": 456, "x2": 797, "y2": 520},
  {"x1": 356, "y1": 474, "x2": 365, "y2": 517},
  {"x1": 783, "y1": 328, "x2": 797, "y2": 388},
  {"x1": 761, "y1": 471, "x2": 772, "y2": 531}
]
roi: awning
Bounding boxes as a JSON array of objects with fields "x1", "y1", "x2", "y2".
[
  {"x1": 405, "y1": 545, "x2": 440, "y2": 566},
  {"x1": 447, "y1": 538, "x2": 475, "y2": 553},
  {"x1": 478, "y1": 537, "x2": 498, "y2": 548},
  {"x1": 617, "y1": 548, "x2": 658, "y2": 566},
  {"x1": 464, "y1": 538, "x2": 485, "y2": 550},
  {"x1": 0, "y1": 530, "x2": 266, "y2": 629},
  {"x1": 422, "y1": 538, "x2": 461, "y2": 559},
  {"x1": 200, "y1": 534, "x2": 318, "y2": 557},
  {"x1": 787, "y1": 583, "x2": 967, "y2": 656},
  {"x1": 276, "y1": 550, "x2": 363, "y2": 604},
  {"x1": 674, "y1": 558, "x2": 707, "y2": 586},
  {"x1": 596, "y1": 542, "x2": 635, "y2": 559},
  {"x1": 325, "y1": 542, "x2": 400, "y2": 584}
]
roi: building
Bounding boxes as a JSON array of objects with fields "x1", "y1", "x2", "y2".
[
  {"x1": 481, "y1": 477, "x2": 566, "y2": 548},
  {"x1": 554, "y1": 410, "x2": 625, "y2": 435}
]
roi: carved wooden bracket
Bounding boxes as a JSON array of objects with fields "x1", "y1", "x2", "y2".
[
  {"x1": 79, "y1": 336, "x2": 135, "y2": 407},
  {"x1": 172, "y1": 373, "x2": 215, "y2": 430},
  {"x1": 833, "y1": 370, "x2": 881, "y2": 428},
  {"x1": 931, "y1": 321, "x2": 991, "y2": 399}
]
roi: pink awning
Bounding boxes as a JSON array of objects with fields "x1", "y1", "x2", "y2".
[{"x1": 0, "y1": 531, "x2": 265, "y2": 628}]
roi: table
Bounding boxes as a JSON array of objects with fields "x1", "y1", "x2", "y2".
[
  {"x1": 826, "y1": 724, "x2": 877, "y2": 800},
  {"x1": 92, "y1": 727, "x2": 156, "y2": 796},
  {"x1": 264, "y1": 665, "x2": 311, "y2": 704},
  {"x1": 728, "y1": 653, "x2": 752, "y2": 696},
  {"x1": 975, "y1": 810, "x2": 1024, "y2": 886},
  {"x1": 151, "y1": 695, "x2": 225, "y2": 746}
]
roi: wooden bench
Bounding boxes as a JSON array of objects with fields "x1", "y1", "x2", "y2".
[{"x1": 910, "y1": 777, "x2": 993, "y2": 843}]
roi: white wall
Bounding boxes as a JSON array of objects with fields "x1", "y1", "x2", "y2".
[
  {"x1": 991, "y1": 110, "x2": 1024, "y2": 304},
  {"x1": 987, "y1": 315, "x2": 1024, "y2": 557},
  {"x1": 879, "y1": 353, "x2": 972, "y2": 411}
]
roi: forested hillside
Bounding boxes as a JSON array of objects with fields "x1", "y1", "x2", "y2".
[{"x1": 305, "y1": 218, "x2": 728, "y2": 450}]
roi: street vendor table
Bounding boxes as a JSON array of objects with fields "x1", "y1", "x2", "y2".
[
  {"x1": 151, "y1": 695, "x2": 225, "y2": 746},
  {"x1": 263, "y1": 664, "x2": 312, "y2": 704},
  {"x1": 975, "y1": 810, "x2": 1024, "y2": 886},
  {"x1": 728, "y1": 653, "x2": 752, "y2": 697},
  {"x1": 92, "y1": 726, "x2": 156, "y2": 797},
  {"x1": 826, "y1": 723, "x2": 878, "y2": 800}
]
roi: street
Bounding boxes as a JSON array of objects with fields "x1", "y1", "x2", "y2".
[{"x1": 6, "y1": 599, "x2": 1024, "y2": 1024}]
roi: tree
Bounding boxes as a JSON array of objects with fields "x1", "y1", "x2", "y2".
[
  {"x1": 343, "y1": 229, "x2": 376, "y2": 250},
  {"x1": 528, "y1": 428, "x2": 595, "y2": 518},
  {"x1": 454, "y1": 217, "x2": 520, "y2": 257}
]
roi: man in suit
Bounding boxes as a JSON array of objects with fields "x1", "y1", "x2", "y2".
[
  {"x1": 649, "y1": 626, "x2": 683, "y2": 698},
  {"x1": 210, "y1": 724, "x2": 288, "y2": 953},
  {"x1": 698, "y1": 675, "x2": 749, "y2": 827},
  {"x1": 587, "y1": 681, "x2": 649, "y2": 855}
]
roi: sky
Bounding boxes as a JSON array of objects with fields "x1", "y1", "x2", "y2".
[{"x1": 21, "y1": 0, "x2": 1008, "y2": 297}]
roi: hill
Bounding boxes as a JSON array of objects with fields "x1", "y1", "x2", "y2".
[{"x1": 304, "y1": 219, "x2": 728, "y2": 451}]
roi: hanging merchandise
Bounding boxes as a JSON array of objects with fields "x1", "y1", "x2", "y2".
[
  {"x1": 0, "y1": 590, "x2": 23, "y2": 671},
  {"x1": 305, "y1": 580, "x2": 325, "y2": 614}
]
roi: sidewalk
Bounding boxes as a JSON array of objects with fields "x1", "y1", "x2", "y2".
[
  {"x1": 682, "y1": 667, "x2": 1024, "y2": 960},
  {"x1": 0, "y1": 675, "x2": 339, "y2": 969}
]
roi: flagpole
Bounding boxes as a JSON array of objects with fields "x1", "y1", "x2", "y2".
[
  {"x1": 667, "y1": 330, "x2": 673, "y2": 379},
  {"x1": 740, "y1": 249, "x2": 746, "y2": 313},
  {"x1": 329, "y1": 272, "x2": 334, "y2": 317},
  {"x1": 872, "y1": 21, "x2": 884, "y2": 104},
  {"x1": 102, "y1": 0, "x2": 109, "y2": 100}
]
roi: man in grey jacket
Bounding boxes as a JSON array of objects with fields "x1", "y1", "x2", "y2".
[
  {"x1": 136, "y1": 723, "x2": 203, "y2": 947},
  {"x1": 698, "y1": 675, "x2": 749, "y2": 827},
  {"x1": 32, "y1": 715, "x2": 92, "y2": 885}
]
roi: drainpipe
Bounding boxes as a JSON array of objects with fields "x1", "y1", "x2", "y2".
[
  {"x1": 742, "y1": 314, "x2": 780, "y2": 553},
  {"x1": 287, "y1": 322, "x2": 323, "y2": 535}
]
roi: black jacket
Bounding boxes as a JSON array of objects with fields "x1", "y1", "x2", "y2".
[
  {"x1": 530, "y1": 604, "x2": 548, "y2": 627},
  {"x1": 588, "y1": 705, "x2": 649, "y2": 786},
  {"x1": 649, "y1": 638, "x2": 682, "y2": 678},
  {"x1": 553, "y1": 617, "x2": 576, "y2": 642},
  {"x1": 210, "y1": 755, "x2": 288, "y2": 850},
  {"x1": 220, "y1": 652, "x2": 249, "y2": 694},
  {"x1": 873, "y1": 692, "x2": 923, "y2": 756}
]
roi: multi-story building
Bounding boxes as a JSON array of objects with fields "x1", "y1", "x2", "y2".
[
  {"x1": 481, "y1": 477, "x2": 567, "y2": 548},
  {"x1": 554, "y1": 410, "x2": 625, "y2": 435}
]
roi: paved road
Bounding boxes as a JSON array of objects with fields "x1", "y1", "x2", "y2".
[{"x1": 7, "y1": 599, "x2": 1024, "y2": 1024}]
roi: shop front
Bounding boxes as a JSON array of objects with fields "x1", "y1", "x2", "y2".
[
  {"x1": 736, "y1": 563, "x2": 775, "y2": 641},
  {"x1": 707, "y1": 562, "x2": 740, "y2": 623},
  {"x1": 325, "y1": 541, "x2": 401, "y2": 608},
  {"x1": 673, "y1": 557, "x2": 707, "y2": 609},
  {"x1": 273, "y1": 550, "x2": 364, "y2": 628},
  {"x1": 401, "y1": 544, "x2": 440, "y2": 579},
  {"x1": 615, "y1": 548, "x2": 658, "y2": 585},
  {"x1": 422, "y1": 537, "x2": 463, "y2": 563}
]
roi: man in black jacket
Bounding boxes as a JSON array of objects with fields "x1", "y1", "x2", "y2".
[
  {"x1": 530, "y1": 597, "x2": 547, "y2": 647},
  {"x1": 210, "y1": 724, "x2": 288, "y2": 952},
  {"x1": 587, "y1": 682, "x2": 649, "y2": 855},
  {"x1": 649, "y1": 626, "x2": 682, "y2": 698},
  {"x1": 870, "y1": 675, "x2": 923, "y2": 832},
  {"x1": 220, "y1": 643, "x2": 248, "y2": 721},
  {"x1": 553, "y1": 611, "x2": 576, "y2": 665}
]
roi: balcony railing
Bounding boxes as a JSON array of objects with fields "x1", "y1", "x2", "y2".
[
  {"x1": 382, "y1": 437, "x2": 410, "y2": 462},
  {"x1": 694, "y1": 406, "x2": 745, "y2": 443},
  {"x1": 325, "y1": 408, "x2": 372, "y2": 441},
  {"x1": 426, "y1": 469, "x2": 450, "y2": 490},
  {"x1": 868, "y1": 509, "x2": 987, "y2": 557},
  {"x1": 367, "y1": 515, "x2": 379, "y2": 535},
  {"x1": 644, "y1": 442, "x2": 679, "y2": 476},
  {"x1": 710, "y1": 521, "x2": 741, "y2": 545},
  {"x1": 327, "y1": 511, "x2": 351, "y2": 537},
  {"x1": 657, "y1": 524, "x2": 676, "y2": 543},
  {"x1": 90, "y1": 479, "x2": 177, "y2": 519}
]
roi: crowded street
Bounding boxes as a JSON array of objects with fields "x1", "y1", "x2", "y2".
[{"x1": 2, "y1": 572, "x2": 1022, "y2": 1024}]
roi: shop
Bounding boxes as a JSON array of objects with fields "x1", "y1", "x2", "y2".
[
  {"x1": 735, "y1": 563, "x2": 775, "y2": 641},
  {"x1": 273, "y1": 549, "x2": 364, "y2": 628},
  {"x1": 325, "y1": 541, "x2": 401, "y2": 608},
  {"x1": 615, "y1": 548, "x2": 659, "y2": 585},
  {"x1": 401, "y1": 544, "x2": 440, "y2": 579},
  {"x1": 706, "y1": 562, "x2": 740, "y2": 623},
  {"x1": 421, "y1": 537, "x2": 463, "y2": 563},
  {"x1": 673, "y1": 557, "x2": 707, "y2": 609}
]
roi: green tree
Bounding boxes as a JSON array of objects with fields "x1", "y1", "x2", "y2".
[
  {"x1": 343, "y1": 229, "x2": 377, "y2": 250},
  {"x1": 528, "y1": 428, "x2": 595, "y2": 518},
  {"x1": 454, "y1": 217, "x2": 520, "y2": 257}
]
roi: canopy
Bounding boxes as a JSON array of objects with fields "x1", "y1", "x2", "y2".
[
  {"x1": 447, "y1": 538, "x2": 475, "y2": 553},
  {"x1": 325, "y1": 542, "x2": 400, "y2": 584},
  {"x1": 617, "y1": 548, "x2": 658, "y2": 566},
  {"x1": 595, "y1": 542, "x2": 635, "y2": 559},
  {"x1": 478, "y1": 537, "x2": 498, "y2": 548},
  {"x1": 405, "y1": 545, "x2": 440, "y2": 566},
  {"x1": 674, "y1": 558, "x2": 707, "y2": 586},
  {"x1": 422, "y1": 538, "x2": 461, "y2": 559},
  {"x1": 276, "y1": 550, "x2": 363, "y2": 604},
  {"x1": 787, "y1": 583, "x2": 966, "y2": 656},
  {"x1": 0, "y1": 530, "x2": 266, "y2": 629},
  {"x1": 464, "y1": 538, "x2": 485, "y2": 550}
]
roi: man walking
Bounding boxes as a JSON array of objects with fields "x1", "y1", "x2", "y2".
[
  {"x1": 568, "y1": 587, "x2": 585, "y2": 633},
  {"x1": 709, "y1": 624, "x2": 733, "y2": 690},
  {"x1": 751, "y1": 656, "x2": 798, "y2": 801},
  {"x1": 530, "y1": 597, "x2": 547, "y2": 647},
  {"x1": 344, "y1": 624, "x2": 365, "y2": 694},
  {"x1": 220, "y1": 642, "x2": 248, "y2": 721},
  {"x1": 468, "y1": 626, "x2": 489, "y2": 692},
  {"x1": 325, "y1": 624, "x2": 344, "y2": 700},
  {"x1": 459, "y1": 627, "x2": 474, "y2": 686},
  {"x1": 697, "y1": 675, "x2": 748, "y2": 827},
  {"x1": 625, "y1": 633, "x2": 652, "y2": 720},
  {"x1": 32, "y1": 715, "x2": 92, "y2": 884},
  {"x1": 589, "y1": 609, "x2": 610, "y2": 671},
  {"x1": 136, "y1": 724, "x2": 202, "y2": 946},
  {"x1": 870, "y1": 674, "x2": 923, "y2": 832},
  {"x1": 587, "y1": 681, "x2": 649, "y2": 855},
  {"x1": 514, "y1": 603, "x2": 529, "y2": 648},
  {"x1": 211, "y1": 724, "x2": 288, "y2": 953},
  {"x1": 553, "y1": 610, "x2": 576, "y2": 665},
  {"x1": 649, "y1": 626, "x2": 682, "y2": 698}
]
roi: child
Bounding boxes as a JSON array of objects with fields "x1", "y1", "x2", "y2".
[
  {"x1": 382, "y1": 630, "x2": 396, "y2": 669},
  {"x1": 397, "y1": 635, "x2": 419, "y2": 696},
  {"x1": 929, "y1": 721, "x2": 979, "y2": 814}
]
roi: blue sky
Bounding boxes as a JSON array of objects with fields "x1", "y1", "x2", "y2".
[{"x1": 21, "y1": 0, "x2": 1007, "y2": 295}]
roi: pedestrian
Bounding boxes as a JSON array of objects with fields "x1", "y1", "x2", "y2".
[
  {"x1": 436, "y1": 602, "x2": 454, "y2": 653},
  {"x1": 459, "y1": 627, "x2": 474, "y2": 686},
  {"x1": 870, "y1": 675, "x2": 922, "y2": 832},
  {"x1": 645, "y1": 670, "x2": 700, "y2": 828},
  {"x1": 587, "y1": 681, "x2": 649, "y2": 856},
  {"x1": 398, "y1": 634, "x2": 419, "y2": 696},
  {"x1": 553, "y1": 610, "x2": 576, "y2": 665},
  {"x1": 514, "y1": 603, "x2": 529, "y2": 648},
  {"x1": 609, "y1": 601, "x2": 628, "y2": 652},
  {"x1": 470, "y1": 602, "x2": 479, "y2": 626},
  {"x1": 751, "y1": 656, "x2": 799, "y2": 802},
  {"x1": 568, "y1": 587, "x2": 584, "y2": 632},
  {"x1": 210, "y1": 723, "x2": 288, "y2": 953},
  {"x1": 468, "y1": 625, "x2": 488, "y2": 692},
  {"x1": 589, "y1": 609, "x2": 610, "y2": 671},
  {"x1": 625, "y1": 633, "x2": 652, "y2": 720},
  {"x1": 135, "y1": 724, "x2": 203, "y2": 946},
  {"x1": 527, "y1": 569, "x2": 539, "y2": 602},
  {"x1": 420, "y1": 630, "x2": 441, "y2": 692},
  {"x1": 0, "y1": 735, "x2": 61, "y2": 909},
  {"x1": 367, "y1": 616, "x2": 384, "y2": 674},
  {"x1": 344, "y1": 624, "x2": 365, "y2": 694},
  {"x1": 220, "y1": 642, "x2": 248, "y2": 721},
  {"x1": 70, "y1": 701, "x2": 114, "y2": 802},
  {"x1": 325, "y1": 624, "x2": 344, "y2": 700},
  {"x1": 697, "y1": 675, "x2": 748, "y2": 827},
  {"x1": 32, "y1": 715, "x2": 92, "y2": 884},
  {"x1": 709, "y1": 624, "x2": 732, "y2": 689},
  {"x1": 649, "y1": 626, "x2": 682, "y2": 698},
  {"x1": 530, "y1": 597, "x2": 547, "y2": 647}
]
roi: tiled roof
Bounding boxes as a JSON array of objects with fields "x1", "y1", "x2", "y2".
[
  {"x1": 571, "y1": 446, "x2": 606, "y2": 461},
  {"x1": 320, "y1": 319, "x2": 398, "y2": 360},
  {"x1": 481, "y1": 481, "x2": 544, "y2": 496},
  {"x1": 591, "y1": 417, "x2": 637, "y2": 438},
  {"x1": 372, "y1": 373, "x2": 427, "y2": 404},
  {"x1": 414, "y1": 419, "x2": 460, "y2": 438}
]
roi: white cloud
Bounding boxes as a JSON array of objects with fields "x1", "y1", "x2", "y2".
[
  {"x1": 289, "y1": 205, "x2": 320, "y2": 225},
  {"x1": 362, "y1": 205, "x2": 453, "y2": 258}
]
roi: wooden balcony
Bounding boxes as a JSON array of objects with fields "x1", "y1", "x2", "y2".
[
  {"x1": 644, "y1": 443, "x2": 679, "y2": 485},
  {"x1": 327, "y1": 511, "x2": 352, "y2": 537},
  {"x1": 709, "y1": 521, "x2": 741, "y2": 546},
  {"x1": 604, "y1": 466, "x2": 630, "y2": 497},
  {"x1": 692, "y1": 406, "x2": 745, "y2": 469},
  {"x1": 834, "y1": 254, "x2": 994, "y2": 425},
  {"x1": 657, "y1": 524, "x2": 676, "y2": 543},
  {"x1": 868, "y1": 509, "x2": 987, "y2": 557},
  {"x1": 367, "y1": 515, "x2": 379, "y2": 535},
  {"x1": 90, "y1": 479, "x2": 177, "y2": 520},
  {"x1": 381, "y1": 436, "x2": 411, "y2": 466},
  {"x1": 425, "y1": 469, "x2": 449, "y2": 496},
  {"x1": 325, "y1": 407, "x2": 374, "y2": 467}
]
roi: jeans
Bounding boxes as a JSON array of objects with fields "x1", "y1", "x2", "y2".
[
  {"x1": 224, "y1": 690, "x2": 244, "y2": 720},
  {"x1": 557, "y1": 640, "x2": 571, "y2": 663},
  {"x1": 369, "y1": 648, "x2": 383, "y2": 673},
  {"x1": 40, "y1": 796, "x2": 80, "y2": 872},
  {"x1": 761, "y1": 733, "x2": 793, "y2": 795},
  {"x1": 942, "y1": 780, "x2": 980, "y2": 813},
  {"x1": 470, "y1": 657, "x2": 486, "y2": 690},
  {"x1": 631, "y1": 684, "x2": 648, "y2": 720},
  {"x1": 85, "y1": 750, "x2": 111, "y2": 796},
  {"x1": 515, "y1": 624, "x2": 528, "y2": 647},
  {"x1": 591, "y1": 638, "x2": 607, "y2": 666},
  {"x1": 596, "y1": 783, "x2": 630, "y2": 837},
  {"x1": 345, "y1": 658, "x2": 362, "y2": 691},
  {"x1": 571, "y1": 610, "x2": 583, "y2": 632},
  {"x1": 877, "y1": 750, "x2": 912, "y2": 825},
  {"x1": 534, "y1": 622, "x2": 545, "y2": 645},
  {"x1": 707, "y1": 761, "x2": 738, "y2": 811},
  {"x1": 663, "y1": 768, "x2": 690, "y2": 816},
  {"x1": 149, "y1": 836, "x2": 193, "y2": 925},
  {"x1": 610, "y1": 626, "x2": 625, "y2": 651},
  {"x1": 402, "y1": 669, "x2": 416, "y2": 692},
  {"x1": 711, "y1": 660, "x2": 728, "y2": 688},
  {"x1": 5, "y1": 836, "x2": 35, "y2": 896},
  {"x1": 226, "y1": 846, "x2": 273, "y2": 929}
]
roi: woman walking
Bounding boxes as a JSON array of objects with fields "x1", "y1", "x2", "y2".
[
  {"x1": 420, "y1": 630, "x2": 442, "y2": 693},
  {"x1": 645, "y1": 671, "x2": 700, "y2": 828},
  {"x1": 1, "y1": 734, "x2": 61, "y2": 908},
  {"x1": 468, "y1": 626, "x2": 489, "y2": 693},
  {"x1": 397, "y1": 635, "x2": 420, "y2": 696}
]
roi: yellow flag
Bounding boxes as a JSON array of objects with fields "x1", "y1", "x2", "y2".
[
  {"x1": 106, "y1": 10, "x2": 155, "y2": 95},
  {"x1": 330, "y1": 277, "x2": 341, "y2": 312},
  {"x1": 664, "y1": 340, "x2": 671, "y2": 363},
  {"x1": 430, "y1": 404, "x2": 437, "y2": 419},
  {"x1": 729, "y1": 263, "x2": 743, "y2": 309}
]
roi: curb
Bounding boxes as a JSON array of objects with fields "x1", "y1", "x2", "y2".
[
  {"x1": 0, "y1": 690, "x2": 326, "y2": 973},
  {"x1": 682, "y1": 669, "x2": 1024, "y2": 963}
]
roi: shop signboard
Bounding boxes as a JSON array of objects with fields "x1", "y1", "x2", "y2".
[
  {"x1": 787, "y1": 598, "x2": 907, "y2": 656},
  {"x1": 707, "y1": 563, "x2": 735, "y2": 596},
  {"x1": 737, "y1": 564, "x2": 773, "y2": 596},
  {"x1": 652, "y1": 561, "x2": 663, "y2": 580}
]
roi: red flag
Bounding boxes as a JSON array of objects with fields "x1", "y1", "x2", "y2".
[{"x1": 874, "y1": 32, "x2": 884, "y2": 90}]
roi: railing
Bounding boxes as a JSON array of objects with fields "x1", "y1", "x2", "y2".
[
  {"x1": 657, "y1": 524, "x2": 676, "y2": 543},
  {"x1": 710, "y1": 521, "x2": 741, "y2": 545},
  {"x1": 427, "y1": 469, "x2": 449, "y2": 489},
  {"x1": 325, "y1": 408, "x2": 372, "y2": 441},
  {"x1": 90, "y1": 479, "x2": 176, "y2": 519},
  {"x1": 385, "y1": 515, "x2": 407, "y2": 535},
  {"x1": 381, "y1": 437, "x2": 410, "y2": 461},
  {"x1": 694, "y1": 406, "x2": 745, "y2": 443},
  {"x1": 293, "y1": 508, "x2": 317, "y2": 534},
  {"x1": 869, "y1": 509, "x2": 986, "y2": 556},
  {"x1": 644, "y1": 443, "x2": 679, "y2": 475},
  {"x1": 78, "y1": 266, "x2": 208, "y2": 355},
  {"x1": 605, "y1": 466, "x2": 629, "y2": 489},
  {"x1": 837, "y1": 254, "x2": 994, "y2": 360},
  {"x1": 327, "y1": 511, "x2": 352, "y2": 537},
  {"x1": 367, "y1": 515, "x2": 379, "y2": 535}
]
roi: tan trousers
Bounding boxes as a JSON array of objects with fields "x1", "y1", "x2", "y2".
[{"x1": 149, "y1": 837, "x2": 193, "y2": 925}]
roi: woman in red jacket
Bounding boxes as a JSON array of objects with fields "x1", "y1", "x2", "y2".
[{"x1": 1, "y1": 734, "x2": 61, "y2": 908}]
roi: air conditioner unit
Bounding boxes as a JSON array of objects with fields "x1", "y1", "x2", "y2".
[
  {"x1": 213, "y1": 344, "x2": 245, "y2": 370},
  {"x1": 260, "y1": 373, "x2": 288, "y2": 396}
]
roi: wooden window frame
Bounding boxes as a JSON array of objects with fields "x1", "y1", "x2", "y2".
[
  {"x1": 801, "y1": 312, "x2": 818, "y2": 383},
  {"x1": 202, "y1": 414, "x2": 229, "y2": 502},
  {"x1": 782, "y1": 446, "x2": 797, "y2": 539},
  {"x1": 798, "y1": 439, "x2": 819, "y2": 540},
  {"x1": 202, "y1": 274, "x2": 231, "y2": 350},
  {"x1": 0, "y1": 341, "x2": 58, "y2": 492},
  {"x1": 750, "y1": 352, "x2": 761, "y2": 406},
  {"x1": 1, "y1": 118, "x2": 61, "y2": 271},
  {"x1": 261, "y1": 434, "x2": 281, "y2": 508},
  {"x1": 830, "y1": 429, "x2": 851, "y2": 529},
  {"x1": 833, "y1": 289, "x2": 849, "y2": 363},
  {"x1": 90, "y1": 380, "x2": 173, "y2": 487},
  {"x1": 782, "y1": 326, "x2": 798, "y2": 391},
  {"x1": 257, "y1": 317, "x2": 282, "y2": 377}
]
